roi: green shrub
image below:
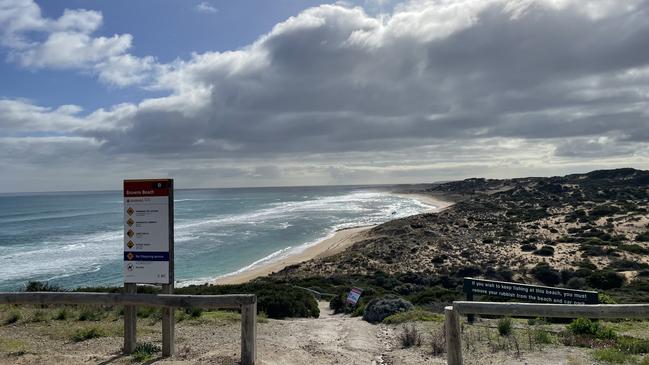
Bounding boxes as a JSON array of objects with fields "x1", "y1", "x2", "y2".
[
  {"x1": 599, "y1": 293, "x2": 617, "y2": 304},
  {"x1": 587, "y1": 271, "x2": 625, "y2": 290},
  {"x1": 410, "y1": 287, "x2": 459, "y2": 304},
  {"x1": 593, "y1": 348, "x2": 633, "y2": 364},
  {"x1": 136, "y1": 306, "x2": 159, "y2": 319},
  {"x1": 78, "y1": 307, "x2": 103, "y2": 321},
  {"x1": 533, "y1": 329, "x2": 554, "y2": 344},
  {"x1": 497, "y1": 317, "x2": 512, "y2": 336},
  {"x1": 3, "y1": 311, "x2": 20, "y2": 325},
  {"x1": 363, "y1": 297, "x2": 413, "y2": 324},
  {"x1": 184, "y1": 307, "x2": 203, "y2": 319},
  {"x1": 567, "y1": 277, "x2": 587, "y2": 289},
  {"x1": 615, "y1": 337, "x2": 649, "y2": 354},
  {"x1": 521, "y1": 244, "x2": 537, "y2": 252},
  {"x1": 533, "y1": 245, "x2": 555, "y2": 256},
  {"x1": 382, "y1": 308, "x2": 443, "y2": 324},
  {"x1": 176, "y1": 282, "x2": 319, "y2": 319},
  {"x1": 132, "y1": 342, "x2": 161, "y2": 362},
  {"x1": 636, "y1": 231, "x2": 649, "y2": 242},
  {"x1": 567, "y1": 318, "x2": 617, "y2": 340},
  {"x1": 531, "y1": 263, "x2": 561, "y2": 286},
  {"x1": 71, "y1": 327, "x2": 105, "y2": 342},
  {"x1": 24, "y1": 281, "x2": 63, "y2": 292},
  {"x1": 28, "y1": 310, "x2": 47, "y2": 323},
  {"x1": 53, "y1": 308, "x2": 71, "y2": 320}
]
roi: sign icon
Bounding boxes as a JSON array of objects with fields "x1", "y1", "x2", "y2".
[
  {"x1": 127, "y1": 218, "x2": 135, "y2": 226},
  {"x1": 127, "y1": 252, "x2": 135, "y2": 261},
  {"x1": 127, "y1": 207, "x2": 134, "y2": 216},
  {"x1": 127, "y1": 229, "x2": 134, "y2": 238},
  {"x1": 127, "y1": 240, "x2": 134, "y2": 249},
  {"x1": 127, "y1": 263, "x2": 134, "y2": 271}
]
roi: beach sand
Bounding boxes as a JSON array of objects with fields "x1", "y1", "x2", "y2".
[{"x1": 212, "y1": 193, "x2": 453, "y2": 285}]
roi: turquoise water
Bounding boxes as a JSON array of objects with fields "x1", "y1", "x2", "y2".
[{"x1": 0, "y1": 186, "x2": 433, "y2": 291}]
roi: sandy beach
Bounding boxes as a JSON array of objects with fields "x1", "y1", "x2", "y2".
[{"x1": 213, "y1": 193, "x2": 453, "y2": 285}]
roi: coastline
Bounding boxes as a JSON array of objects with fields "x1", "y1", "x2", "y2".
[
  {"x1": 212, "y1": 192, "x2": 454, "y2": 285},
  {"x1": 213, "y1": 226, "x2": 373, "y2": 285}
]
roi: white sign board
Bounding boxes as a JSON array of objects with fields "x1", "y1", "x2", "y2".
[
  {"x1": 346, "y1": 287, "x2": 363, "y2": 305},
  {"x1": 124, "y1": 179, "x2": 173, "y2": 284}
]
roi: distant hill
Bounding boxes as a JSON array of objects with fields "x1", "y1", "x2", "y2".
[{"x1": 275, "y1": 168, "x2": 649, "y2": 300}]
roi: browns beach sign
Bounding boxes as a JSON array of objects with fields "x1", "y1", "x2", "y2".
[
  {"x1": 463, "y1": 278, "x2": 598, "y2": 305},
  {"x1": 123, "y1": 179, "x2": 173, "y2": 284}
]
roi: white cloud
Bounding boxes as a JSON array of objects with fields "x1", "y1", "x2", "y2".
[
  {"x1": 195, "y1": 2, "x2": 218, "y2": 14},
  {"x1": 0, "y1": 0, "x2": 156, "y2": 86}
]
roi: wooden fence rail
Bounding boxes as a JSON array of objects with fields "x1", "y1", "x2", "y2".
[
  {"x1": 0, "y1": 292, "x2": 257, "y2": 365},
  {"x1": 445, "y1": 301, "x2": 649, "y2": 365}
]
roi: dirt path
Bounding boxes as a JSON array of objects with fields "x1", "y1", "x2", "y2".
[{"x1": 255, "y1": 302, "x2": 394, "y2": 365}]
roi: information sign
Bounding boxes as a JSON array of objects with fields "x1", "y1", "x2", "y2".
[
  {"x1": 463, "y1": 278, "x2": 598, "y2": 304},
  {"x1": 124, "y1": 179, "x2": 173, "y2": 284},
  {"x1": 346, "y1": 287, "x2": 363, "y2": 305}
]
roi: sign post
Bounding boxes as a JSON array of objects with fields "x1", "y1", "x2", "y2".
[{"x1": 123, "y1": 179, "x2": 174, "y2": 355}]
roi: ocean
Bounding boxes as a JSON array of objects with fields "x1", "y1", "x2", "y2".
[{"x1": 0, "y1": 186, "x2": 433, "y2": 291}]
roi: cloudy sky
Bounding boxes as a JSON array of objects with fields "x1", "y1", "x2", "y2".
[{"x1": 1, "y1": 0, "x2": 648, "y2": 192}]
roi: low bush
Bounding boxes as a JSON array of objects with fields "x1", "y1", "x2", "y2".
[
  {"x1": 363, "y1": 296, "x2": 413, "y2": 324},
  {"x1": 382, "y1": 308, "x2": 442, "y2": 324},
  {"x1": 636, "y1": 231, "x2": 649, "y2": 242},
  {"x1": 567, "y1": 318, "x2": 617, "y2": 340},
  {"x1": 431, "y1": 327, "x2": 446, "y2": 356},
  {"x1": 531, "y1": 263, "x2": 561, "y2": 286},
  {"x1": 3, "y1": 311, "x2": 20, "y2": 325},
  {"x1": 520, "y1": 243, "x2": 537, "y2": 252},
  {"x1": 78, "y1": 307, "x2": 103, "y2": 321},
  {"x1": 184, "y1": 307, "x2": 203, "y2": 319},
  {"x1": 399, "y1": 324, "x2": 421, "y2": 348},
  {"x1": 177, "y1": 282, "x2": 319, "y2": 319},
  {"x1": 24, "y1": 281, "x2": 63, "y2": 292},
  {"x1": 533, "y1": 329, "x2": 554, "y2": 344},
  {"x1": 566, "y1": 277, "x2": 587, "y2": 289},
  {"x1": 52, "y1": 308, "x2": 71, "y2": 320},
  {"x1": 615, "y1": 336, "x2": 649, "y2": 354},
  {"x1": 497, "y1": 317, "x2": 512, "y2": 336},
  {"x1": 593, "y1": 348, "x2": 633, "y2": 364},
  {"x1": 71, "y1": 327, "x2": 105, "y2": 342},
  {"x1": 533, "y1": 245, "x2": 555, "y2": 257},
  {"x1": 587, "y1": 271, "x2": 625, "y2": 290},
  {"x1": 410, "y1": 287, "x2": 460, "y2": 305}
]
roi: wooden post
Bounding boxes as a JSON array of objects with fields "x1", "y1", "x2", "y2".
[
  {"x1": 445, "y1": 306, "x2": 463, "y2": 365},
  {"x1": 123, "y1": 283, "x2": 137, "y2": 354},
  {"x1": 241, "y1": 301, "x2": 257, "y2": 365},
  {"x1": 161, "y1": 285, "x2": 174, "y2": 357},
  {"x1": 466, "y1": 290, "x2": 475, "y2": 324},
  {"x1": 162, "y1": 181, "x2": 175, "y2": 357}
]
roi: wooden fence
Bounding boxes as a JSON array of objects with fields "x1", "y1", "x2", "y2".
[
  {"x1": 0, "y1": 292, "x2": 257, "y2": 365},
  {"x1": 445, "y1": 301, "x2": 649, "y2": 365}
]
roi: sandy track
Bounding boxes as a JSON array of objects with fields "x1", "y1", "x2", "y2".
[{"x1": 256, "y1": 302, "x2": 392, "y2": 365}]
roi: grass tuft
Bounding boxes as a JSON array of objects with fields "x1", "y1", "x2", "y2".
[{"x1": 132, "y1": 342, "x2": 161, "y2": 362}]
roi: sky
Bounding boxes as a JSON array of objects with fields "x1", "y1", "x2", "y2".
[{"x1": 1, "y1": 0, "x2": 648, "y2": 192}]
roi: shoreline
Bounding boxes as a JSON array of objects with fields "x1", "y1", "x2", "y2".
[{"x1": 211, "y1": 192, "x2": 454, "y2": 285}]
